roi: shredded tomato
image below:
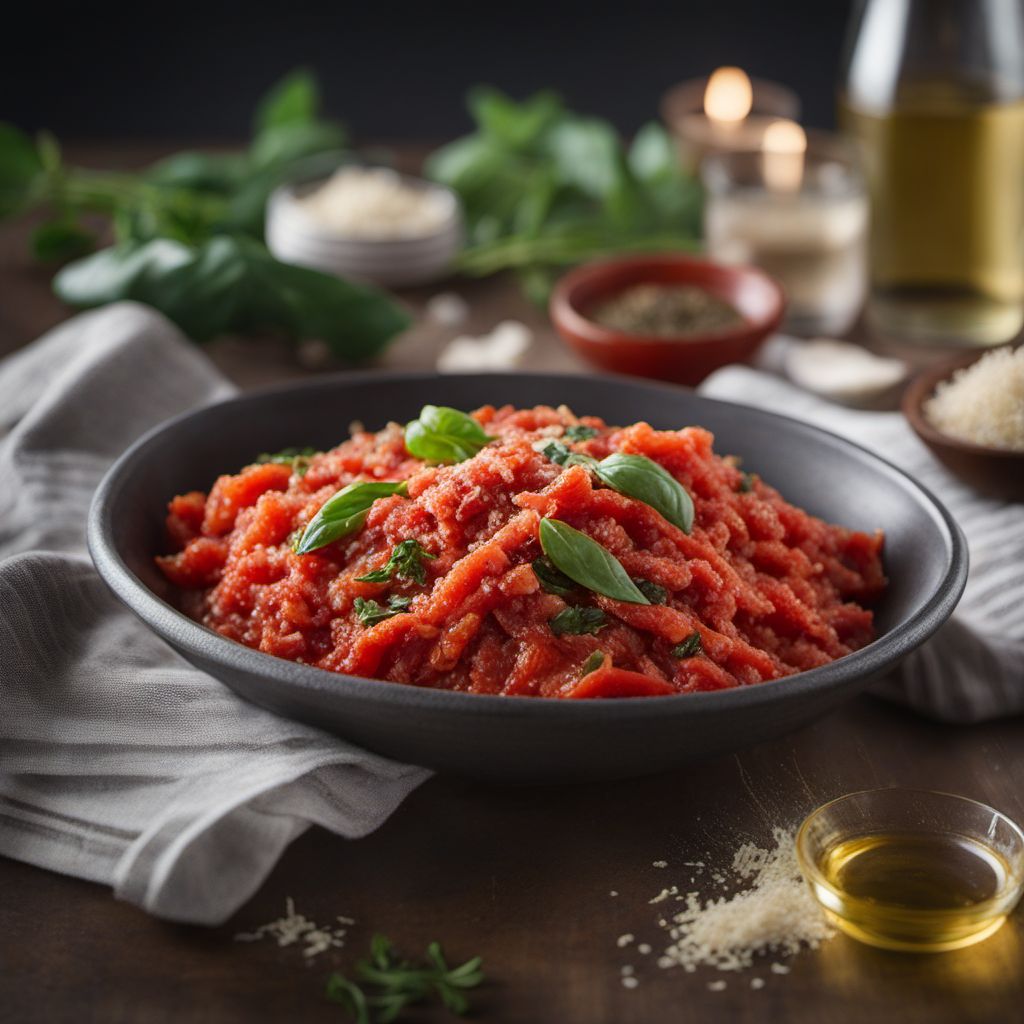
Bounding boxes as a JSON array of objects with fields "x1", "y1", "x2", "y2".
[{"x1": 158, "y1": 405, "x2": 885, "y2": 698}]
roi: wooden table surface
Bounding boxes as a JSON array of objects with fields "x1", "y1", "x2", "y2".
[{"x1": 1, "y1": 145, "x2": 1022, "y2": 1024}]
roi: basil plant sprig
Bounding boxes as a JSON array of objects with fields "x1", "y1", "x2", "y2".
[
  {"x1": 539, "y1": 518, "x2": 650, "y2": 605},
  {"x1": 533, "y1": 441, "x2": 694, "y2": 534},
  {"x1": 293, "y1": 480, "x2": 408, "y2": 554},
  {"x1": 405, "y1": 405, "x2": 493, "y2": 464}
]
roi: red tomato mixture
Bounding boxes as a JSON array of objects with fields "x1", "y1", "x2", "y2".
[{"x1": 158, "y1": 405, "x2": 885, "y2": 698}]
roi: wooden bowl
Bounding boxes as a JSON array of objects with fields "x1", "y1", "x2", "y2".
[
  {"x1": 549, "y1": 254, "x2": 785, "y2": 386},
  {"x1": 902, "y1": 345, "x2": 1024, "y2": 502}
]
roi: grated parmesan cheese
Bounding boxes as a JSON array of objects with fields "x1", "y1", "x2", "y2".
[
  {"x1": 235, "y1": 898, "x2": 354, "y2": 959},
  {"x1": 656, "y1": 829, "x2": 833, "y2": 973},
  {"x1": 923, "y1": 346, "x2": 1024, "y2": 451}
]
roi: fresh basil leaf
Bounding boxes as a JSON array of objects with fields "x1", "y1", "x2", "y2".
[
  {"x1": 294, "y1": 480, "x2": 408, "y2": 554},
  {"x1": 356, "y1": 539, "x2": 436, "y2": 585},
  {"x1": 672, "y1": 632, "x2": 703, "y2": 659},
  {"x1": 31, "y1": 219, "x2": 96, "y2": 262},
  {"x1": 253, "y1": 69, "x2": 319, "y2": 134},
  {"x1": 549, "y1": 606, "x2": 607, "y2": 636},
  {"x1": 469, "y1": 87, "x2": 564, "y2": 151},
  {"x1": 405, "y1": 406, "x2": 492, "y2": 464},
  {"x1": 565, "y1": 424, "x2": 598, "y2": 442},
  {"x1": 738, "y1": 472, "x2": 756, "y2": 493},
  {"x1": 54, "y1": 236, "x2": 410, "y2": 360},
  {"x1": 594, "y1": 453, "x2": 694, "y2": 534},
  {"x1": 145, "y1": 151, "x2": 250, "y2": 194},
  {"x1": 634, "y1": 578, "x2": 668, "y2": 604},
  {"x1": 539, "y1": 518, "x2": 649, "y2": 605},
  {"x1": 0, "y1": 122, "x2": 44, "y2": 219},
  {"x1": 354, "y1": 594, "x2": 412, "y2": 627},
  {"x1": 532, "y1": 438, "x2": 599, "y2": 469},
  {"x1": 532, "y1": 556, "x2": 575, "y2": 596},
  {"x1": 580, "y1": 650, "x2": 605, "y2": 675}
]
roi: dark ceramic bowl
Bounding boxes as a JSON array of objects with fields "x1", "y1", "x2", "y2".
[
  {"x1": 88, "y1": 372, "x2": 966, "y2": 782},
  {"x1": 549, "y1": 254, "x2": 785, "y2": 386},
  {"x1": 902, "y1": 345, "x2": 1024, "y2": 503}
]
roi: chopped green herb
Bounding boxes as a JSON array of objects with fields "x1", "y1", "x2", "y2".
[
  {"x1": 532, "y1": 556, "x2": 576, "y2": 596},
  {"x1": 354, "y1": 594, "x2": 412, "y2": 627},
  {"x1": 256, "y1": 446, "x2": 319, "y2": 477},
  {"x1": 565, "y1": 424, "x2": 599, "y2": 441},
  {"x1": 580, "y1": 650, "x2": 605, "y2": 676},
  {"x1": 738, "y1": 472, "x2": 756, "y2": 493},
  {"x1": 326, "y1": 933, "x2": 484, "y2": 1024},
  {"x1": 549, "y1": 606, "x2": 608, "y2": 636},
  {"x1": 634, "y1": 578, "x2": 668, "y2": 604},
  {"x1": 356, "y1": 539, "x2": 436, "y2": 585},
  {"x1": 671, "y1": 631, "x2": 703, "y2": 659}
]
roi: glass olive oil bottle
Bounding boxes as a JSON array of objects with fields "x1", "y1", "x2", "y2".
[{"x1": 840, "y1": 0, "x2": 1024, "y2": 346}]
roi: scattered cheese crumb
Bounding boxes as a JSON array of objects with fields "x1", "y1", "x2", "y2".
[
  {"x1": 708, "y1": 979, "x2": 728, "y2": 992},
  {"x1": 617, "y1": 934, "x2": 635, "y2": 948},
  {"x1": 637, "y1": 943, "x2": 652, "y2": 955},
  {"x1": 609, "y1": 890, "x2": 619, "y2": 897},
  {"x1": 924, "y1": 346, "x2": 1024, "y2": 450},
  {"x1": 621, "y1": 965, "x2": 635, "y2": 976},
  {"x1": 770, "y1": 962, "x2": 791, "y2": 975},
  {"x1": 751, "y1": 977, "x2": 766, "y2": 990},
  {"x1": 234, "y1": 898, "x2": 353, "y2": 960},
  {"x1": 426, "y1": 292, "x2": 469, "y2": 327},
  {"x1": 622, "y1": 976, "x2": 640, "y2": 990},
  {"x1": 437, "y1": 320, "x2": 532, "y2": 372},
  {"x1": 652, "y1": 860, "x2": 668, "y2": 868}
]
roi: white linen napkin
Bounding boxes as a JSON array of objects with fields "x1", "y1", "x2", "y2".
[
  {"x1": 0, "y1": 303, "x2": 429, "y2": 925},
  {"x1": 701, "y1": 362, "x2": 1024, "y2": 722}
]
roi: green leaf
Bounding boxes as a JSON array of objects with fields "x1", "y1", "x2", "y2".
[
  {"x1": 549, "y1": 606, "x2": 608, "y2": 636},
  {"x1": 31, "y1": 219, "x2": 96, "y2": 262},
  {"x1": 738, "y1": 472, "x2": 756, "y2": 493},
  {"x1": 249, "y1": 120, "x2": 347, "y2": 172},
  {"x1": 54, "y1": 236, "x2": 410, "y2": 359},
  {"x1": 404, "y1": 405, "x2": 492, "y2": 464},
  {"x1": 469, "y1": 86, "x2": 564, "y2": 151},
  {"x1": 580, "y1": 650, "x2": 605, "y2": 675},
  {"x1": 593, "y1": 453, "x2": 694, "y2": 534},
  {"x1": 294, "y1": 480, "x2": 408, "y2": 554},
  {"x1": 532, "y1": 438, "x2": 597, "y2": 469},
  {"x1": 672, "y1": 631, "x2": 703, "y2": 659},
  {"x1": 532, "y1": 556, "x2": 575, "y2": 597},
  {"x1": 255, "y1": 446, "x2": 317, "y2": 476},
  {"x1": 145, "y1": 151, "x2": 250, "y2": 194},
  {"x1": 354, "y1": 594, "x2": 412, "y2": 626},
  {"x1": 254, "y1": 69, "x2": 319, "y2": 134},
  {"x1": 0, "y1": 122, "x2": 44, "y2": 219},
  {"x1": 326, "y1": 974, "x2": 371, "y2": 1024},
  {"x1": 634, "y1": 578, "x2": 668, "y2": 604},
  {"x1": 356, "y1": 539, "x2": 436, "y2": 585},
  {"x1": 565, "y1": 424, "x2": 598, "y2": 442},
  {"x1": 539, "y1": 518, "x2": 650, "y2": 605}
]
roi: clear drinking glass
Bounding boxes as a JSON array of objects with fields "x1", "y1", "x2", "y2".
[{"x1": 840, "y1": 0, "x2": 1024, "y2": 346}]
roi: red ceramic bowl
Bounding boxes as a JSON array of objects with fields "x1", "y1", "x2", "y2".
[{"x1": 550, "y1": 254, "x2": 785, "y2": 386}]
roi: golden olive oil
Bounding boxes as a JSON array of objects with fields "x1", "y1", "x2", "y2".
[
  {"x1": 814, "y1": 830, "x2": 1012, "y2": 951},
  {"x1": 840, "y1": 82, "x2": 1024, "y2": 346}
]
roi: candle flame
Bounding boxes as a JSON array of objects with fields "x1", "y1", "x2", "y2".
[
  {"x1": 703, "y1": 67, "x2": 753, "y2": 125},
  {"x1": 762, "y1": 119, "x2": 807, "y2": 192}
]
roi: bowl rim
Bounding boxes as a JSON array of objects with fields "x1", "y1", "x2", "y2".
[
  {"x1": 902, "y1": 343, "x2": 1024, "y2": 461},
  {"x1": 549, "y1": 253, "x2": 786, "y2": 349},
  {"x1": 87, "y1": 369, "x2": 968, "y2": 720},
  {"x1": 796, "y1": 786, "x2": 1024, "y2": 910}
]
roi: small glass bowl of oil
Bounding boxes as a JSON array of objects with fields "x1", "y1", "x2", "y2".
[{"x1": 796, "y1": 789, "x2": 1024, "y2": 953}]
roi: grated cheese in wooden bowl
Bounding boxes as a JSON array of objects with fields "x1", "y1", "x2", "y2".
[{"x1": 923, "y1": 346, "x2": 1024, "y2": 451}]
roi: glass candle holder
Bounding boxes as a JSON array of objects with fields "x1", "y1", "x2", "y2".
[
  {"x1": 702, "y1": 133, "x2": 868, "y2": 337},
  {"x1": 662, "y1": 72, "x2": 801, "y2": 173}
]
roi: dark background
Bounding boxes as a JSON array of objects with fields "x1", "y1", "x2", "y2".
[{"x1": 4, "y1": 0, "x2": 853, "y2": 143}]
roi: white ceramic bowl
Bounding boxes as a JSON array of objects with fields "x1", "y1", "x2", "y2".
[{"x1": 266, "y1": 172, "x2": 463, "y2": 288}]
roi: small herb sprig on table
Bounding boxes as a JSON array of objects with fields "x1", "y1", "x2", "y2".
[
  {"x1": 0, "y1": 71, "x2": 409, "y2": 360},
  {"x1": 326, "y1": 934, "x2": 484, "y2": 1023}
]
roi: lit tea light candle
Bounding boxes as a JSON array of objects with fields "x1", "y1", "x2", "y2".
[
  {"x1": 661, "y1": 68, "x2": 800, "y2": 171},
  {"x1": 703, "y1": 131, "x2": 868, "y2": 336}
]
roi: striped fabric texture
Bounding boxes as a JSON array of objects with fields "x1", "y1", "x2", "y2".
[{"x1": 0, "y1": 305, "x2": 428, "y2": 925}]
